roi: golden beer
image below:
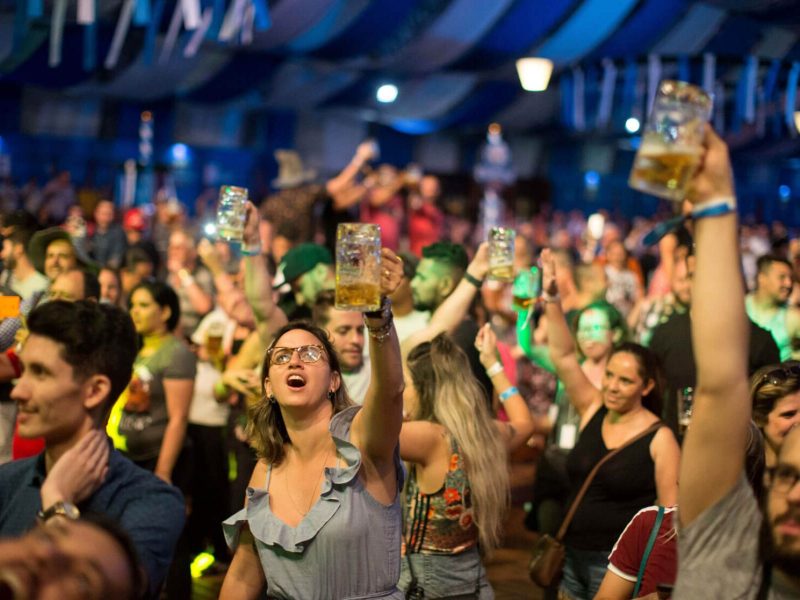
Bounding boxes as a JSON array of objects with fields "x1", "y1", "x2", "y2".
[
  {"x1": 335, "y1": 223, "x2": 382, "y2": 311},
  {"x1": 489, "y1": 263, "x2": 515, "y2": 282},
  {"x1": 512, "y1": 295, "x2": 535, "y2": 310},
  {"x1": 335, "y1": 282, "x2": 381, "y2": 311},
  {"x1": 488, "y1": 226, "x2": 515, "y2": 283},
  {"x1": 629, "y1": 141, "x2": 701, "y2": 202}
]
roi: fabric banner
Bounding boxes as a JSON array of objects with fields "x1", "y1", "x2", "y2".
[
  {"x1": 105, "y1": 0, "x2": 136, "y2": 69},
  {"x1": 596, "y1": 58, "x2": 617, "y2": 128},
  {"x1": 573, "y1": 66, "x2": 585, "y2": 131},
  {"x1": 702, "y1": 53, "x2": 715, "y2": 94},
  {"x1": 77, "y1": 0, "x2": 95, "y2": 24},
  {"x1": 48, "y1": 0, "x2": 67, "y2": 67},
  {"x1": 646, "y1": 54, "x2": 661, "y2": 119}
]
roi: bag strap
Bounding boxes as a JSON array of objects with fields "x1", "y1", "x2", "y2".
[
  {"x1": 632, "y1": 506, "x2": 665, "y2": 598},
  {"x1": 556, "y1": 420, "x2": 662, "y2": 541}
]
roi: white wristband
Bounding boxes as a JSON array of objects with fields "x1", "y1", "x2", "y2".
[
  {"x1": 691, "y1": 196, "x2": 737, "y2": 219},
  {"x1": 486, "y1": 362, "x2": 504, "y2": 378},
  {"x1": 542, "y1": 291, "x2": 560, "y2": 303}
]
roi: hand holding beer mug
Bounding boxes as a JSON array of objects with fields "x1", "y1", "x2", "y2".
[
  {"x1": 488, "y1": 227, "x2": 515, "y2": 282},
  {"x1": 215, "y1": 185, "x2": 249, "y2": 242},
  {"x1": 335, "y1": 224, "x2": 382, "y2": 311},
  {"x1": 629, "y1": 80, "x2": 713, "y2": 201}
]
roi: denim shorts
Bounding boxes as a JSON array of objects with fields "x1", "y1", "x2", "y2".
[
  {"x1": 559, "y1": 547, "x2": 609, "y2": 600},
  {"x1": 398, "y1": 546, "x2": 493, "y2": 599}
]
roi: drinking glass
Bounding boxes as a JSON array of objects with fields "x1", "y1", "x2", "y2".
[
  {"x1": 512, "y1": 266, "x2": 541, "y2": 311},
  {"x1": 335, "y1": 223, "x2": 381, "y2": 311},
  {"x1": 488, "y1": 227, "x2": 515, "y2": 282},
  {"x1": 215, "y1": 185, "x2": 248, "y2": 242},
  {"x1": 678, "y1": 387, "x2": 694, "y2": 433},
  {"x1": 629, "y1": 80, "x2": 713, "y2": 202}
]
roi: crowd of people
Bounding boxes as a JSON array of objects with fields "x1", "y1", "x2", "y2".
[{"x1": 0, "y1": 128, "x2": 798, "y2": 600}]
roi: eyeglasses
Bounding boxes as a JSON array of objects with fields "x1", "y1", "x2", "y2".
[
  {"x1": 769, "y1": 463, "x2": 800, "y2": 495},
  {"x1": 753, "y1": 363, "x2": 800, "y2": 396},
  {"x1": 268, "y1": 345, "x2": 326, "y2": 366}
]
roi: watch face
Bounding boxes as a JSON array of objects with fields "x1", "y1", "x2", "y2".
[{"x1": 59, "y1": 502, "x2": 80, "y2": 520}]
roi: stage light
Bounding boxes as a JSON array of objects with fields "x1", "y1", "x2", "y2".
[
  {"x1": 779, "y1": 184, "x2": 791, "y2": 202},
  {"x1": 625, "y1": 117, "x2": 641, "y2": 134},
  {"x1": 170, "y1": 143, "x2": 189, "y2": 164},
  {"x1": 376, "y1": 84, "x2": 398, "y2": 103}
]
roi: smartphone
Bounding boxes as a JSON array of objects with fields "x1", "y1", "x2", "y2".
[{"x1": 0, "y1": 296, "x2": 21, "y2": 319}]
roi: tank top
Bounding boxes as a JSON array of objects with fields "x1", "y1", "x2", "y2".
[
  {"x1": 222, "y1": 406, "x2": 405, "y2": 600},
  {"x1": 746, "y1": 295, "x2": 792, "y2": 361},
  {"x1": 403, "y1": 437, "x2": 478, "y2": 555},
  {"x1": 564, "y1": 407, "x2": 659, "y2": 551}
]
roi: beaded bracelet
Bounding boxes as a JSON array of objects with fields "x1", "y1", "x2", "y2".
[{"x1": 364, "y1": 297, "x2": 394, "y2": 343}]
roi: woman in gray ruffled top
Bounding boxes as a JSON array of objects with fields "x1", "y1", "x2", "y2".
[{"x1": 220, "y1": 250, "x2": 406, "y2": 600}]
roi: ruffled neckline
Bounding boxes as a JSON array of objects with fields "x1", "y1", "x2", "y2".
[{"x1": 238, "y1": 406, "x2": 363, "y2": 553}]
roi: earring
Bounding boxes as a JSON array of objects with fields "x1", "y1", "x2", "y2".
[
  {"x1": 328, "y1": 390, "x2": 335, "y2": 402},
  {"x1": 268, "y1": 394, "x2": 277, "y2": 404}
]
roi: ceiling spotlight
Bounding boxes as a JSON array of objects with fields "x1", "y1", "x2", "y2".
[
  {"x1": 625, "y1": 117, "x2": 641, "y2": 134},
  {"x1": 376, "y1": 84, "x2": 398, "y2": 103},
  {"x1": 515, "y1": 57, "x2": 553, "y2": 92}
]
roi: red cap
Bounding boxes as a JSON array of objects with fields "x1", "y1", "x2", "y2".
[{"x1": 123, "y1": 208, "x2": 146, "y2": 232}]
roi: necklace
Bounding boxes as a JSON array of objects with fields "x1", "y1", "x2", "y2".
[{"x1": 284, "y1": 446, "x2": 333, "y2": 517}]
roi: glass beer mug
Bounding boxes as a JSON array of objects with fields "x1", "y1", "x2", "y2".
[
  {"x1": 215, "y1": 185, "x2": 248, "y2": 242},
  {"x1": 488, "y1": 227, "x2": 515, "y2": 282},
  {"x1": 629, "y1": 80, "x2": 713, "y2": 202},
  {"x1": 335, "y1": 223, "x2": 382, "y2": 311}
]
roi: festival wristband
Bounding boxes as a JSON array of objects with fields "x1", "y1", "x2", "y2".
[
  {"x1": 691, "y1": 196, "x2": 736, "y2": 220},
  {"x1": 542, "y1": 291, "x2": 560, "y2": 303},
  {"x1": 486, "y1": 362, "x2": 504, "y2": 378},
  {"x1": 241, "y1": 243, "x2": 262, "y2": 256},
  {"x1": 498, "y1": 386, "x2": 519, "y2": 403}
]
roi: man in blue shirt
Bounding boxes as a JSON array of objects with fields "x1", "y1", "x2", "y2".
[{"x1": 0, "y1": 300, "x2": 185, "y2": 598}]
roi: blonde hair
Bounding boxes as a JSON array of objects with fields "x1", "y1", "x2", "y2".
[
  {"x1": 246, "y1": 321, "x2": 354, "y2": 466},
  {"x1": 407, "y1": 334, "x2": 509, "y2": 553}
]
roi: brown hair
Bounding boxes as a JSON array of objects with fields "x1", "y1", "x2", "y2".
[
  {"x1": 246, "y1": 321, "x2": 353, "y2": 465},
  {"x1": 750, "y1": 361, "x2": 800, "y2": 428}
]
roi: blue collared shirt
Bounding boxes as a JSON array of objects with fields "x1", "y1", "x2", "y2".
[{"x1": 0, "y1": 442, "x2": 185, "y2": 597}]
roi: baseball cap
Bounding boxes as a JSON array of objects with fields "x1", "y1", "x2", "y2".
[
  {"x1": 273, "y1": 243, "x2": 333, "y2": 289},
  {"x1": 123, "y1": 208, "x2": 146, "y2": 232}
]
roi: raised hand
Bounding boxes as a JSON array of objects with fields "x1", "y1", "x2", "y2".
[
  {"x1": 687, "y1": 125, "x2": 735, "y2": 205},
  {"x1": 539, "y1": 248, "x2": 557, "y2": 296},
  {"x1": 467, "y1": 242, "x2": 490, "y2": 282},
  {"x1": 242, "y1": 201, "x2": 261, "y2": 247},
  {"x1": 379, "y1": 248, "x2": 404, "y2": 297},
  {"x1": 474, "y1": 323, "x2": 500, "y2": 369}
]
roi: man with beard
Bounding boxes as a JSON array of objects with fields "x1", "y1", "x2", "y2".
[
  {"x1": 0, "y1": 216, "x2": 48, "y2": 301},
  {"x1": 409, "y1": 242, "x2": 492, "y2": 405},
  {"x1": 675, "y1": 127, "x2": 800, "y2": 598},
  {"x1": 746, "y1": 255, "x2": 800, "y2": 361},
  {"x1": 312, "y1": 290, "x2": 369, "y2": 404}
]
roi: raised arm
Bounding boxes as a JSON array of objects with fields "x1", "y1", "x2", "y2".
[
  {"x1": 679, "y1": 126, "x2": 749, "y2": 526},
  {"x1": 240, "y1": 202, "x2": 288, "y2": 345},
  {"x1": 475, "y1": 323, "x2": 536, "y2": 450},
  {"x1": 541, "y1": 248, "x2": 601, "y2": 417},
  {"x1": 196, "y1": 238, "x2": 255, "y2": 328},
  {"x1": 401, "y1": 243, "x2": 489, "y2": 359},
  {"x1": 351, "y1": 250, "x2": 406, "y2": 484},
  {"x1": 325, "y1": 141, "x2": 376, "y2": 198}
]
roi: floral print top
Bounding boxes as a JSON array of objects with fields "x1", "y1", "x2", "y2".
[{"x1": 403, "y1": 437, "x2": 477, "y2": 555}]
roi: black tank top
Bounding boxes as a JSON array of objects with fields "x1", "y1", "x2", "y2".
[{"x1": 564, "y1": 406, "x2": 659, "y2": 551}]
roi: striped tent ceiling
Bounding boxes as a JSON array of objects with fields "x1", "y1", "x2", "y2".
[{"x1": 1, "y1": 0, "x2": 800, "y2": 145}]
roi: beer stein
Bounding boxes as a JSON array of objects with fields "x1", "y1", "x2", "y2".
[
  {"x1": 335, "y1": 223, "x2": 382, "y2": 311},
  {"x1": 512, "y1": 266, "x2": 541, "y2": 311},
  {"x1": 488, "y1": 227, "x2": 515, "y2": 282},
  {"x1": 629, "y1": 81, "x2": 713, "y2": 202},
  {"x1": 215, "y1": 185, "x2": 248, "y2": 242}
]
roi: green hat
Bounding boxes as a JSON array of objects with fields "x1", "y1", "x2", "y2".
[{"x1": 274, "y1": 243, "x2": 333, "y2": 289}]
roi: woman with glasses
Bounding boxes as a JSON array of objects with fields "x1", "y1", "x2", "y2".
[
  {"x1": 538, "y1": 248, "x2": 680, "y2": 600},
  {"x1": 751, "y1": 361, "x2": 800, "y2": 477},
  {"x1": 220, "y1": 250, "x2": 406, "y2": 600}
]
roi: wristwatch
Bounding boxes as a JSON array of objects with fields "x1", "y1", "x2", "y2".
[{"x1": 37, "y1": 501, "x2": 80, "y2": 523}]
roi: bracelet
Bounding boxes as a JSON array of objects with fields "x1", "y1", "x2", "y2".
[
  {"x1": 364, "y1": 297, "x2": 393, "y2": 343},
  {"x1": 241, "y1": 242, "x2": 262, "y2": 256},
  {"x1": 464, "y1": 272, "x2": 483, "y2": 289},
  {"x1": 691, "y1": 196, "x2": 737, "y2": 220},
  {"x1": 498, "y1": 386, "x2": 519, "y2": 403},
  {"x1": 542, "y1": 291, "x2": 560, "y2": 303},
  {"x1": 486, "y1": 362, "x2": 504, "y2": 378}
]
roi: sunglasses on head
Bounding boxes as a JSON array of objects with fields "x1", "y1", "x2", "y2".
[
  {"x1": 268, "y1": 344, "x2": 326, "y2": 366},
  {"x1": 753, "y1": 363, "x2": 800, "y2": 396}
]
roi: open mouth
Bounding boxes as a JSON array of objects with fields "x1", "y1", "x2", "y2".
[{"x1": 286, "y1": 374, "x2": 306, "y2": 389}]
